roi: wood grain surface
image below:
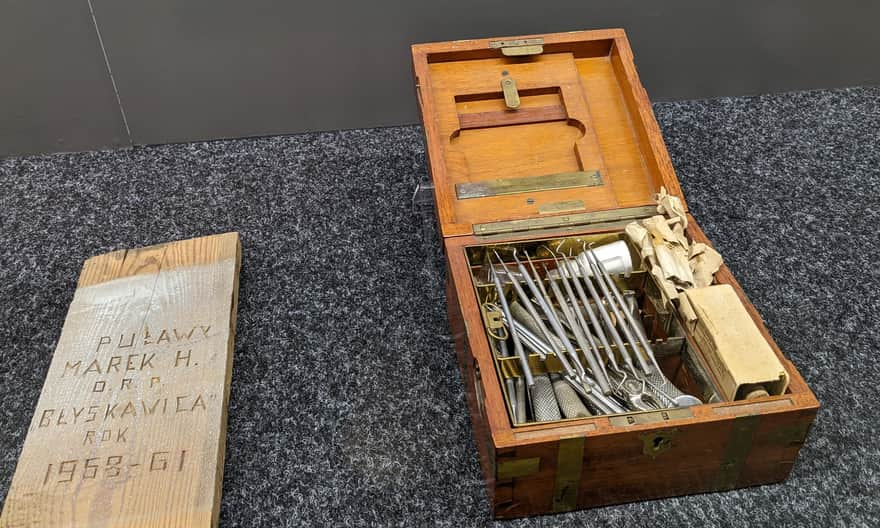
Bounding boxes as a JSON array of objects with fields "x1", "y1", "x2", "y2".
[
  {"x1": 412, "y1": 29, "x2": 686, "y2": 237},
  {"x1": 416, "y1": 32, "x2": 820, "y2": 513},
  {"x1": 1, "y1": 232, "x2": 241, "y2": 528},
  {"x1": 443, "y1": 224, "x2": 818, "y2": 518}
]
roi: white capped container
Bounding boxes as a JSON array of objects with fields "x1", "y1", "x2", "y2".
[{"x1": 575, "y1": 240, "x2": 633, "y2": 277}]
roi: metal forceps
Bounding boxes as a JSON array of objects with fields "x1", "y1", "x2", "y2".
[
  {"x1": 512, "y1": 250, "x2": 625, "y2": 414},
  {"x1": 583, "y1": 243, "x2": 701, "y2": 407}
]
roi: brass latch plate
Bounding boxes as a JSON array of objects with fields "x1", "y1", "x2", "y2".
[
  {"x1": 501, "y1": 75, "x2": 520, "y2": 109},
  {"x1": 489, "y1": 38, "x2": 545, "y2": 56},
  {"x1": 456, "y1": 170, "x2": 601, "y2": 200}
]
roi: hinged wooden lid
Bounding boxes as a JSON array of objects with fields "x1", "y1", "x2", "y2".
[{"x1": 412, "y1": 29, "x2": 687, "y2": 238}]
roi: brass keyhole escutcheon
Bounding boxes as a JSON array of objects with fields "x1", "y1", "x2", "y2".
[{"x1": 640, "y1": 428, "x2": 678, "y2": 459}]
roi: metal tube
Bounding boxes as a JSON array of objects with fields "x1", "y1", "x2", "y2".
[
  {"x1": 506, "y1": 311, "x2": 624, "y2": 412},
  {"x1": 511, "y1": 251, "x2": 578, "y2": 379},
  {"x1": 560, "y1": 255, "x2": 623, "y2": 373},
  {"x1": 531, "y1": 374, "x2": 562, "y2": 422},
  {"x1": 623, "y1": 291, "x2": 702, "y2": 407},
  {"x1": 504, "y1": 319, "x2": 626, "y2": 413},
  {"x1": 513, "y1": 252, "x2": 628, "y2": 412},
  {"x1": 583, "y1": 247, "x2": 654, "y2": 375},
  {"x1": 544, "y1": 263, "x2": 612, "y2": 394},
  {"x1": 499, "y1": 338, "x2": 510, "y2": 358},
  {"x1": 585, "y1": 248, "x2": 700, "y2": 408},
  {"x1": 544, "y1": 274, "x2": 588, "y2": 380},
  {"x1": 514, "y1": 378, "x2": 527, "y2": 423},
  {"x1": 495, "y1": 338, "x2": 522, "y2": 424},
  {"x1": 587, "y1": 246, "x2": 660, "y2": 375},
  {"x1": 620, "y1": 290, "x2": 660, "y2": 371},
  {"x1": 571, "y1": 251, "x2": 640, "y2": 374},
  {"x1": 564, "y1": 375, "x2": 624, "y2": 414},
  {"x1": 493, "y1": 252, "x2": 551, "y2": 361},
  {"x1": 552, "y1": 374, "x2": 592, "y2": 418},
  {"x1": 514, "y1": 253, "x2": 628, "y2": 413},
  {"x1": 507, "y1": 317, "x2": 554, "y2": 357},
  {"x1": 490, "y1": 263, "x2": 534, "y2": 388},
  {"x1": 548, "y1": 254, "x2": 613, "y2": 392}
]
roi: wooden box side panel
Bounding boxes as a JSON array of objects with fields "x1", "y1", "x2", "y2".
[
  {"x1": 608, "y1": 37, "x2": 685, "y2": 209},
  {"x1": 445, "y1": 274, "x2": 496, "y2": 507},
  {"x1": 492, "y1": 420, "x2": 735, "y2": 518},
  {"x1": 492, "y1": 403, "x2": 818, "y2": 519},
  {"x1": 728, "y1": 404, "x2": 818, "y2": 489},
  {"x1": 443, "y1": 237, "x2": 514, "y2": 440}
]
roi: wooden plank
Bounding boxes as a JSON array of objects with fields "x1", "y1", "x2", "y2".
[
  {"x1": 1, "y1": 232, "x2": 242, "y2": 528},
  {"x1": 458, "y1": 105, "x2": 567, "y2": 130}
]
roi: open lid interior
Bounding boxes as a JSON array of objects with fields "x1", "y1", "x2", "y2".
[{"x1": 412, "y1": 30, "x2": 686, "y2": 237}]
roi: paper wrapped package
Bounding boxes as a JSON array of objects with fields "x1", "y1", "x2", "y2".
[{"x1": 683, "y1": 285, "x2": 790, "y2": 400}]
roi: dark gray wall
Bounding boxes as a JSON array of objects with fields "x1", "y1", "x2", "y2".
[
  {"x1": 2, "y1": 1, "x2": 879, "y2": 157},
  {"x1": 0, "y1": 0, "x2": 128, "y2": 156}
]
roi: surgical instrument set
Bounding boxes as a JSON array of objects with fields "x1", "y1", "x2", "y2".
[{"x1": 481, "y1": 241, "x2": 703, "y2": 424}]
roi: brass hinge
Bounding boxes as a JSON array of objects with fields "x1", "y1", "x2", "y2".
[
  {"x1": 473, "y1": 204, "x2": 657, "y2": 237},
  {"x1": 489, "y1": 38, "x2": 544, "y2": 56}
]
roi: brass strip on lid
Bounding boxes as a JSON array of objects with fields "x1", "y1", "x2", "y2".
[
  {"x1": 456, "y1": 170, "x2": 602, "y2": 200},
  {"x1": 473, "y1": 204, "x2": 657, "y2": 236}
]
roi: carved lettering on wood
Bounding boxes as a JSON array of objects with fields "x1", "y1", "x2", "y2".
[{"x1": 1, "y1": 233, "x2": 241, "y2": 528}]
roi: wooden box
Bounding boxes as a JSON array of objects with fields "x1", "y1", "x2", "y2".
[{"x1": 411, "y1": 29, "x2": 818, "y2": 519}]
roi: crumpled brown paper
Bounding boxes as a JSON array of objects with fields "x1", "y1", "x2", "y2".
[
  {"x1": 656, "y1": 186, "x2": 688, "y2": 229},
  {"x1": 690, "y1": 243, "x2": 723, "y2": 289},
  {"x1": 624, "y1": 186, "x2": 724, "y2": 321},
  {"x1": 625, "y1": 222, "x2": 653, "y2": 260}
]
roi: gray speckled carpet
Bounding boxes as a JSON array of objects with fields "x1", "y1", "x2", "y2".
[{"x1": 1, "y1": 86, "x2": 878, "y2": 527}]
